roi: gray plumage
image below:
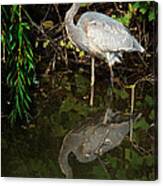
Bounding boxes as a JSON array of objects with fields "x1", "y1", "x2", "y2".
[
  {"x1": 65, "y1": 3, "x2": 144, "y2": 67},
  {"x1": 58, "y1": 108, "x2": 141, "y2": 178},
  {"x1": 58, "y1": 109, "x2": 130, "y2": 178}
]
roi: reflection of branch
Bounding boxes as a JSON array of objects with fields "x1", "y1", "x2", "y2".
[
  {"x1": 124, "y1": 74, "x2": 155, "y2": 142},
  {"x1": 129, "y1": 86, "x2": 135, "y2": 141},
  {"x1": 131, "y1": 140, "x2": 152, "y2": 156},
  {"x1": 134, "y1": 73, "x2": 155, "y2": 85},
  {"x1": 97, "y1": 156, "x2": 110, "y2": 178}
]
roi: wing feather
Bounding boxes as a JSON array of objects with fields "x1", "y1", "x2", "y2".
[{"x1": 78, "y1": 12, "x2": 142, "y2": 53}]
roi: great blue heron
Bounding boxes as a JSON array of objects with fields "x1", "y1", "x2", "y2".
[{"x1": 65, "y1": 3, "x2": 144, "y2": 106}]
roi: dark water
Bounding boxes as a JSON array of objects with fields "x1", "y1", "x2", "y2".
[{"x1": 1, "y1": 66, "x2": 157, "y2": 180}]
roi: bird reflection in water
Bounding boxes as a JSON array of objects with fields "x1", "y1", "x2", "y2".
[{"x1": 58, "y1": 108, "x2": 141, "y2": 178}]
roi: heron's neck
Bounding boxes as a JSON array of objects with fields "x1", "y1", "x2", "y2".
[
  {"x1": 65, "y1": 3, "x2": 88, "y2": 51},
  {"x1": 65, "y1": 3, "x2": 80, "y2": 27},
  {"x1": 59, "y1": 145, "x2": 73, "y2": 178}
]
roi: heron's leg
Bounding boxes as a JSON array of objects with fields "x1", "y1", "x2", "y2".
[
  {"x1": 103, "y1": 107, "x2": 112, "y2": 125},
  {"x1": 108, "y1": 63, "x2": 114, "y2": 87},
  {"x1": 90, "y1": 57, "x2": 95, "y2": 106},
  {"x1": 102, "y1": 63, "x2": 114, "y2": 125}
]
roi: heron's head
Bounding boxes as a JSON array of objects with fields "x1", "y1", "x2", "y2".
[{"x1": 65, "y1": 3, "x2": 80, "y2": 24}]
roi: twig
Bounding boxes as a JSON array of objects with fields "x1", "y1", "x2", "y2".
[
  {"x1": 54, "y1": 5, "x2": 69, "y2": 66},
  {"x1": 42, "y1": 5, "x2": 51, "y2": 21},
  {"x1": 23, "y1": 7, "x2": 58, "y2": 50},
  {"x1": 114, "y1": 2, "x2": 125, "y2": 14},
  {"x1": 131, "y1": 140, "x2": 152, "y2": 155},
  {"x1": 124, "y1": 74, "x2": 155, "y2": 141}
]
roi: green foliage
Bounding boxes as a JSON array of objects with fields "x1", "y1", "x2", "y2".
[
  {"x1": 59, "y1": 96, "x2": 91, "y2": 129},
  {"x1": 112, "y1": 87, "x2": 129, "y2": 100},
  {"x1": 59, "y1": 39, "x2": 86, "y2": 58},
  {"x1": 113, "y1": 1, "x2": 157, "y2": 27},
  {"x1": 133, "y1": 1, "x2": 157, "y2": 22},
  {"x1": 125, "y1": 148, "x2": 143, "y2": 167},
  {"x1": 133, "y1": 117, "x2": 149, "y2": 130},
  {"x1": 92, "y1": 164, "x2": 111, "y2": 179},
  {"x1": 144, "y1": 95, "x2": 154, "y2": 107},
  {"x1": 2, "y1": 5, "x2": 35, "y2": 124}
]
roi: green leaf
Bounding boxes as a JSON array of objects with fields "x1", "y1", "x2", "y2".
[
  {"x1": 11, "y1": 42, "x2": 16, "y2": 50},
  {"x1": 26, "y1": 52, "x2": 33, "y2": 61},
  {"x1": 148, "y1": 11, "x2": 156, "y2": 22},
  {"x1": 43, "y1": 39, "x2": 50, "y2": 48},
  {"x1": 140, "y1": 7, "x2": 147, "y2": 14},
  {"x1": 79, "y1": 51, "x2": 85, "y2": 58},
  {"x1": 27, "y1": 77, "x2": 32, "y2": 86},
  {"x1": 75, "y1": 74, "x2": 89, "y2": 96},
  {"x1": 113, "y1": 88, "x2": 128, "y2": 99},
  {"x1": 16, "y1": 95, "x2": 22, "y2": 118},
  {"x1": 24, "y1": 99, "x2": 30, "y2": 110},
  {"x1": 7, "y1": 70, "x2": 17, "y2": 87},
  {"x1": 145, "y1": 95, "x2": 154, "y2": 107},
  {"x1": 131, "y1": 150, "x2": 143, "y2": 166},
  {"x1": 18, "y1": 83, "x2": 24, "y2": 102},
  {"x1": 144, "y1": 155, "x2": 154, "y2": 167},
  {"x1": 7, "y1": 72, "x2": 13, "y2": 86},
  {"x1": 133, "y1": 2, "x2": 141, "y2": 9},
  {"x1": 28, "y1": 62, "x2": 35, "y2": 71},
  {"x1": 18, "y1": 25, "x2": 23, "y2": 48},
  {"x1": 134, "y1": 117, "x2": 149, "y2": 130},
  {"x1": 149, "y1": 109, "x2": 155, "y2": 120},
  {"x1": 25, "y1": 93, "x2": 32, "y2": 103},
  {"x1": 21, "y1": 22, "x2": 30, "y2": 30},
  {"x1": 59, "y1": 97, "x2": 77, "y2": 113},
  {"x1": 9, "y1": 33, "x2": 13, "y2": 43},
  {"x1": 106, "y1": 156, "x2": 118, "y2": 169},
  {"x1": 59, "y1": 40, "x2": 66, "y2": 47},
  {"x1": 125, "y1": 149, "x2": 143, "y2": 167},
  {"x1": 73, "y1": 102, "x2": 90, "y2": 117},
  {"x1": 11, "y1": 5, "x2": 18, "y2": 22}
]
